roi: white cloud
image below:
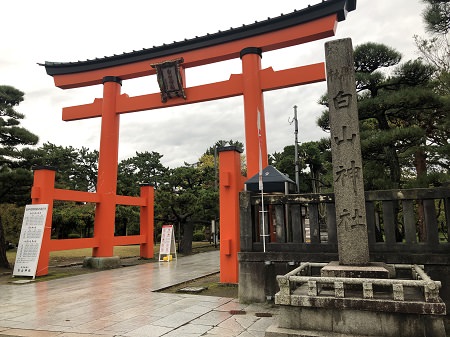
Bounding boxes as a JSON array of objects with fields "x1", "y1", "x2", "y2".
[{"x1": 2, "y1": 0, "x2": 427, "y2": 168}]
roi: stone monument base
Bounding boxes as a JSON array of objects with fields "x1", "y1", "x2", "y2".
[
  {"x1": 83, "y1": 256, "x2": 121, "y2": 269},
  {"x1": 270, "y1": 263, "x2": 446, "y2": 337},
  {"x1": 321, "y1": 261, "x2": 392, "y2": 279},
  {"x1": 266, "y1": 306, "x2": 445, "y2": 337}
]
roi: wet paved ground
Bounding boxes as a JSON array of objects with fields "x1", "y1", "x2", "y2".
[{"x1": 0, "y1": 251, "x2": 278, "y2": 337}]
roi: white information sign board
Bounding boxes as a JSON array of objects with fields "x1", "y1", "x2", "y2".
[
  {"x1": 159, "y1": 225, "x2": 177, "y2": 261},
  {"x1": 13, "y1": 204, "x2": 49, "y2": 278}
]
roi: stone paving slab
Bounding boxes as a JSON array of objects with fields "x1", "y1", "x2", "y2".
[{"x1": 0, "y1": 251, "x2": 278, "y2": 337}]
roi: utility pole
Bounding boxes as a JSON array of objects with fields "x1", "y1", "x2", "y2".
[{"x1": 289, "y1": 105, "x2": 300, "y2": 193}]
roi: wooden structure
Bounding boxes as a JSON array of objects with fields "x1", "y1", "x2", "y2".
[{"x1": 37, "y1": 0, "x2": 357, "y2": 280}]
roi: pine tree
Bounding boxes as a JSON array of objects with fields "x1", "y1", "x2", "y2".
[{"x1": 0, "y1": 85, "x2": 39, "y2": 268}]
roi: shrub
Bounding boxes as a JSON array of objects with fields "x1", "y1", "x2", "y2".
[{"x1": 193, "y1": 231, "x2": 206, "y2": 242}]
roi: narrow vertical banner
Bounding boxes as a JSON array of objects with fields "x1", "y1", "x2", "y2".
[
  {"x1": 13, "y1": 204, "x2": 49, "y2": 279},
  {"x1": 257, "y1": 108, "x2": 263, "y2": 192},
  {"x1": 257, "y1": 108, "x2": 267, "y2": 252}
]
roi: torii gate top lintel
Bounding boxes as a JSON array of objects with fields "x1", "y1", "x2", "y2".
[{"x1": 40, "y1": 0, "x2": 356, "y2": 89}]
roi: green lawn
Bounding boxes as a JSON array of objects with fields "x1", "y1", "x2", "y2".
[{"x1": 6, "y1": 242, "x2": 217, "y2": 264}]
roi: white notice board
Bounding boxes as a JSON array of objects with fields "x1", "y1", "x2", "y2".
[
  {"x1": 13, "y1": 204, "x2": 49, "y2": 278},
  {"x1": 159, "y1": 225, "x2": 177, "y2": 261}
]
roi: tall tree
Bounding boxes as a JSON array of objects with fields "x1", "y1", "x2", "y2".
[
  {"x1": 354, "y1": 43, "x2": 404, "y2": 188},
  {"x1": 155, "y1": 157, "x2": 217, "y2": 254},
  {"x1": 26, "y1": 142, "x2": 98, "y2": 191},
  {"x1": 0, "y1": 86, "x2": 39, "y2": 204},
  {"x1": 22, "y1": 143, "x2": 100, "y2": 239},
  {"x1": 117, "y1": 151, "x2": 167, "y2": 236},
  {"x1": 301, "y1": 140, "x2": 333, "y2": 193},
  {"x1": 421, "y1": 0, "x2": 450, "y2": 35},
  {"x1": 117, "y1": 151, "x2": 167, "y2": 196},
  {"x1": 414, "y1": 0, "x2": 450, "y2": 93},
  {"x1": 0, "y1": 216, "x2": 9, "y2": 269},
  {"x1": 269, "y1": 139, "x2": 332, "y2": 193},
  {"x1": 412, "y1": 0, "x2": 450, "y2": 240},
  {"x1": 0, "y1": 204, "x2": 24, "y2": 246},
  {"x1": 318, "y1": 43, "x2": 445, "y2": 190},
  {"x1": 202, "y1": 139, "x2": 246, "y2": 185},
  {"x1": 390, "y1": 60, "x2": 448, "y2": 187},
  {"x1": 413, "y1": 0, "x2": 450, "y2": 183},
  {"x1": 0, "y1": 86, "x2": 39, "y2": 268},
  {"x1": 203, "y1": 139, "x2": 244, "y2": 156}
]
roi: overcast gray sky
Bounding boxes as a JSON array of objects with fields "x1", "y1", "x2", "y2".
[{"x1": 2, "y1": 0, "x2": 428, "y2": 168}]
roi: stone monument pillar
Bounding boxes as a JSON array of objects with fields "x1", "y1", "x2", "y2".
[{"x1": 325, "y1": 38, "x2": 370, "y2": 266}]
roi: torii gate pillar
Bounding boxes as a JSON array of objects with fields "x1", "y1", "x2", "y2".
[
  {"x1": 240, "y1": 47, "x2": 268, "y2": 177},
  {"x1": 93, "y1": 76, "x2": 122, "y2": 257},
  {"x1": 216, "y1": 47, "x2": 269, "y2": 284},
  {"x1": 218, "y1": 146, "x2": 245, "y2": 283}
]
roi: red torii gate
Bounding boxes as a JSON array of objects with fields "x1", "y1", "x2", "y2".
[{"x1": 35, "y1": 0, "x2": 356, "y2": 281}]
